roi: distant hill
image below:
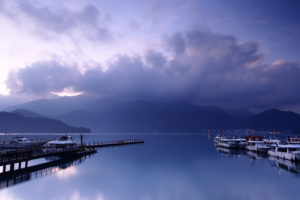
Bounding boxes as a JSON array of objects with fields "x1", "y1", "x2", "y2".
[
  {"x1": 7, "y1": 98, "x2": 300, "y2": 133},
  {"x1": 245, "y1": 109, "x2": 300, "y2": 131},
  {"x1": 0, "y1": 112, "x2": 90, "y2": 133},
  {"x1": 226, "y1": 109, "x2": 254, "y2": 119},
  {"x1": 12, "y1": 109, "x2": 42, "y2": 118},
  {"x1": 56, "y1": 102, "x2": 300, "y2": 133},
  {"x1": 5, "y1": 95, "x2": 125, "y2": 116},
  {"x1": 56, "y1": 100, "x2": 242, "y2": 132}
]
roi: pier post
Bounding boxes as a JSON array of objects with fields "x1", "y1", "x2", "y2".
[
  {"x1": 10, "y1": 163, "x2": 14, "y2": 171},
  {"x1": 19, "y1": 162, "x2": 22, "y2": 170},
  {"x1": 25, "y1": 160, "x2": 28, "y2": 168},
  {"x1": 80, "y1": 134, "x2": 84, "y2": 151},
  {"x1": 3, "y1": 164, "x2": 6, "y2": 172}
]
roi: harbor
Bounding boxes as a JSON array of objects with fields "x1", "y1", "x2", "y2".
[
  {"x1": 0, "y1": 134, "x2": 299, "y2": 199},
  {"x1": 214, "y1": 135, "x2": 300, "y2": 162}
]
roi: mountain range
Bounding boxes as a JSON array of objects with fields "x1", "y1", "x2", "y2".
[
  {"x1": 0, "y1": 111, "x2": 90, "y2": 133},
  {"x1": 4, "y1": 95, "x2": 300, "y2": 133},
  {"x1": 6, "y1": 95, "x2": 124, "y2": 116}
]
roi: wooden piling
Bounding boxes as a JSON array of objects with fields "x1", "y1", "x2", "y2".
[{"x1": 10, "y1": 163, "x2": 14, "y2": 171}]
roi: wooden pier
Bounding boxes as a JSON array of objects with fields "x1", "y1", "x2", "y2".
[
  {"x1": 0, "y1": 139, "x2": 144, "y2": 174},
  {"x1": 85, "y1": 139, "x2": 144, "y2": 148}
]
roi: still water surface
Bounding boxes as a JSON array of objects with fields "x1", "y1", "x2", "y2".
[{"x1": 0, "y1": 134, "x2": 299, "y2": 200}]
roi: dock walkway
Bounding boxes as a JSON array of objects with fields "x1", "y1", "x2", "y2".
[
  {"x1": 85, "y1": 139, "x2": 144, "y2": 148},
  {"x1": 0, "y1": 139, "x2": 144, "y2": 174}
]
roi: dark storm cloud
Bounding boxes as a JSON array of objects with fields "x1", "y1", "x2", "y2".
[
  {"x1": 7, "y1": 29, "x2": 300, "y2": 110},
  {"x1": 258, "y1": 60, "x2": 300, "y2": 107},
  {"x1": 167, "y1": 32, "x2": 186, "y2": 56},
  {"x1": 145, "y1": 50, "x2": 167, "y2": 69},
  {"x1": 7, "y1": 62, "x2": 80, "y2": 95},
  {"x1": 201, "y1": 0, "x2": 300, "y2": 62},
  {"x1": 77, "y1": 56, "x2": 166, "y2": 99}
]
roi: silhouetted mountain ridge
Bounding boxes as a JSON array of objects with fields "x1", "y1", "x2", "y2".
[
  {"x1": 7, "y1": 98, "x2": 300, "y2": 133},
  {"x1": 246, "y1": 108, "x2": 300, "y2": 130},
  {"x1": 5, "y1": 95, "x2": 125, "y2": 116},
  {"x1": 0, "y1": 112, "x2": 90, "y2": 133},
  {"x1": 57, "y1": 100, "x2": 242, "y2": 132},
  {"x1": 12, "y1": 109, "x2": 42, "y2": 118}
]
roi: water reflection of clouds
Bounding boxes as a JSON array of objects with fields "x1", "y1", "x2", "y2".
[
  {"x1": 69, "y1": 191, "x2": 105, "y2": 200},
  {"x1": 0, "y1": 190, "x2": 22, "y2": 200},
  {"x1": 193, "y1": 160, "x2": 289, "y2": 200},
  {"x1": 0, "y1": 190, "x2": 107, "y2": 200},
  {"x1": 56, "y1": 166, "x2": 79, "y2": 180}
]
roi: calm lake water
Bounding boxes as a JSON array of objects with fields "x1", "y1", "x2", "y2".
[{"x1": 0, "y1": 133, "x2": 300, "y2": 200}]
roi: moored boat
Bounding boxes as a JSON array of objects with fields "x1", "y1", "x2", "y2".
[
  {"x1": 246, "y1": 140, "x2": 270, "y2": 153},
  {"x1": 217, "y1": 138, "x2": 238, "y2": 149},
  {"x1": 214, "y1": 135, "x2": 247, "y2": 149},
  {"x1": 0, "y1": 136, "x2": 48, "y2": 149},
  {"x1": 263, "y1": 138, "x2": 281, "y2": 147},
  {"x1": 233, "y1": 138, "x2": 247, "y2": 149},
  {"x1": 43, "y1": 136, "x2": 78, "y2": 148},
  {"x1": 268, "y1": 144, "x2": 300, "y2": 161},
  {"x1": 214, "y1": 135, "x2": 225, "y2": 144},
  {"x1": 287, "y1": 137, "x2": 300, "y2": 144}
]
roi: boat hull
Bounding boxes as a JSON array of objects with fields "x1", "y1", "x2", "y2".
[{"x1": 0, "y1": 141, "x2": 48, "y2": 149}]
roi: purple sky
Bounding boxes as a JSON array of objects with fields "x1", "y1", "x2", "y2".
[{"x1": 0, "y1": 0, "x2": 300, "y2": 112}]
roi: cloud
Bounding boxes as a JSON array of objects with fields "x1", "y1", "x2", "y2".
[
  {"x1": 67, "y1": 191, "x2": 106, "y2": 200},
  {"x1": 167, "y1": 32, "x2": 186, "y2": 56},
  {"x1": 56, "y1": 166, "x2": 79, "y2": 180},
  {"x1": 0, "y1": 1, "x2": 113, "y2": 41},
  {"x1": 145, "y1": 50, "x2": 167, "y2": 69},
  {"x1": 7, "y1": 61, "x2": 80, "y2": 96},
  {"x1": 0, "y1": 190, "x2": 21, "y2": 200},
  {"x1": 6, "y1": 29, "x2": 300, "y2": 110}
]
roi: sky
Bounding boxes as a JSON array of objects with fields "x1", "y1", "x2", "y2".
[{"x1": 0, "y1": 0, "x2": 300, "y2": 112}]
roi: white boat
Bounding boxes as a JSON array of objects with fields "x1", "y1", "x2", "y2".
[
  {"x1": 217, "y1": 138, "x2": 238, "y2": 149},
  {"x1": 0, "y1": 136, "x2": 48, "y2": 148},
  {"x1": 263, "y1": 138, "x2": 281, "y2": 147},
  {"x1": 245, "y1": 140, "x2": 271, "y2": 153},
  {"x1": 233, "y1": 138, "x2": 247, "y2": 149},
  {"x1": 214, "y1": 135, "x2": 247, "y2": 149},
  {"x1": 214, "y1": 135, "x2": 225, "y2": 144},
  {"x1": 268, "y1": 144, "x2": 300, "y2": 161},
  {"x1": 44, "y1": 136, "x2": 78, "y2": 148},
  {"x1": 287, "y1": 137, "x2": 300, "y2": 144}
]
